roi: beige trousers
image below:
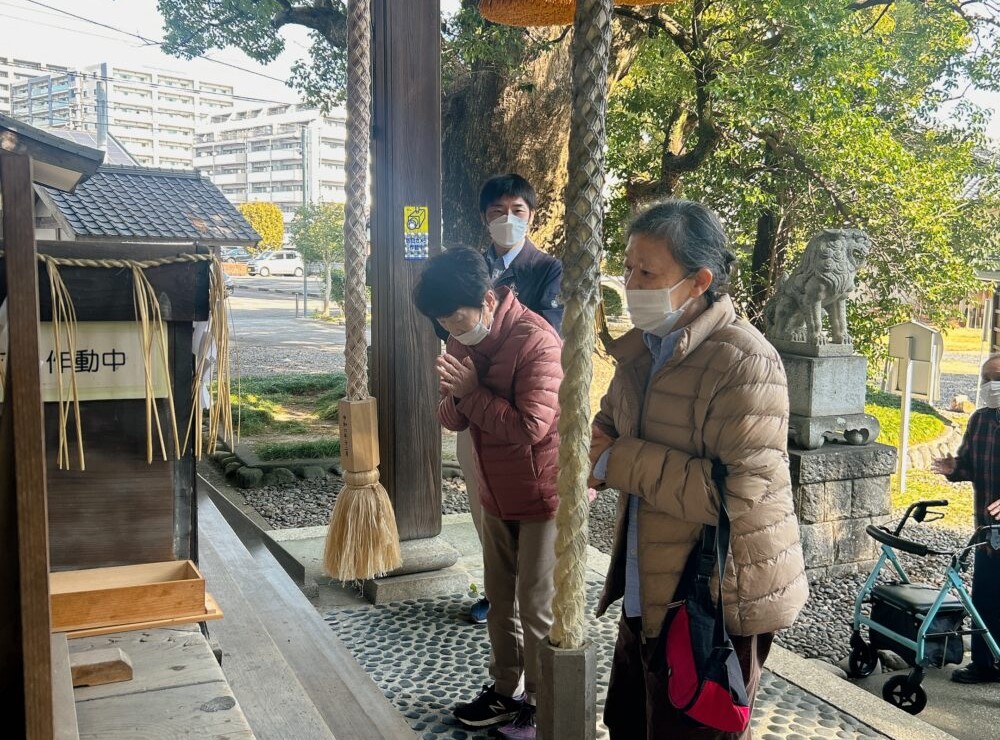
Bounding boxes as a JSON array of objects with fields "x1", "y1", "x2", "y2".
[
  {"x1": 455, "y1": 428, "x2": 484, "y2": 544},
  {"x1": 481, "y1": 512, "x2": 557, "y2": 702}
]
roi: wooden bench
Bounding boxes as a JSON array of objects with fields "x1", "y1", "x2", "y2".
[{"x1": 197, "y1": 484, "x2": 416, "y2": 740}]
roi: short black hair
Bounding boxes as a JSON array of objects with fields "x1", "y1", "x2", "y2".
[
  {"x1": 413, "y1": 247, "x2": 491, "y2": 319},
  {"x1": 479, "y1": 173, "x2": 537, "y2": 214}
]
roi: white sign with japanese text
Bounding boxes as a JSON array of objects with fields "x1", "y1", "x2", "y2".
[{"x1": 0, "y1": 321, "x2": 168, "y2": 402}]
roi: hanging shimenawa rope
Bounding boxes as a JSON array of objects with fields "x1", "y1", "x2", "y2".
[
  {"x1": 550, "y1": 0, "x2": 612, "y2": 650},
  {"x1": 323, "y1": 0, "x2": 402, "y2": 582},
  {"x1": 0, "y1": 250, "x2": 233, "y2": 467}
]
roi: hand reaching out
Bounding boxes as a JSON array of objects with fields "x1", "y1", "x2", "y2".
[{"x1": 931, "y1": 455, "x2": 957, "y2": 477}]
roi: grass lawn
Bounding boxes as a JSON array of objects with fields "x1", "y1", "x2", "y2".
[
  {"x1": 866, "y1": 388, "x2": 949, "y2": 448},
  {"x1": 229, "y1": 372, "x2": 346, "y2": 457},
  {"x1": 891, "y1": 469, "x2": 975, "y2": 531},
  {"x1": 941, "y1": 326, "x2": 987, "y2": 355}
]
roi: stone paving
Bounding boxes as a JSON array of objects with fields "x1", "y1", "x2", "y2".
[{"x1": 325, "y1": 583, "x2": 889, "y2": 740}]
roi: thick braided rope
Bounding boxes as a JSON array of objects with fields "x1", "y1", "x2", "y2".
[
  {"x1": 0, "y1": 251, "x2": 214, "y2": 270},
  {"x1": 343, "y1": 0, "x2": 372, "y2": 402},
  {"x1": 550, "y1": 0, "x2": 612, "y2": 651}
]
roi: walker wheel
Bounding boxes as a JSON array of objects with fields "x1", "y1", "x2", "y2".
[
  {"x1": 847, "y1": 641, "x2": 878, "y2": 678},
  {"x1": 882, "y1": 675, "x2": 927, "y2": 715}
]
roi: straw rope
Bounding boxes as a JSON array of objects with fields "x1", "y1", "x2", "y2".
[
  {"x1": 0, "y1": 249, "x2": 232, "y2": 466},
  {"x1": 322, "y1": 0, "x2": 401, "y2": 583},
  {"x1": 343, "y1": 0, "x2": 372, "y2": 402},
  {"x1": 550, "y1": 0, "x2": 612, "y2": 651}
]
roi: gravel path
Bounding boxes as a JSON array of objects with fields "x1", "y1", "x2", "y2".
[{"x1": 229, "y1": 344, "x2": 346, "y2": 377}]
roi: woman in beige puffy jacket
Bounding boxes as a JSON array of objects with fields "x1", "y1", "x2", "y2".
[{"x1": 590, "y1": 200, "x2": 808, "y2": 740}]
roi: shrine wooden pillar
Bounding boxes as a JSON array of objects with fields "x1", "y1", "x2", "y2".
[
  {"x1": 1, "y1": 149, "x2": 54, "y2": 739},
  {"x1": 370, "y1": 0, "x2": 442, "y2": 541}
]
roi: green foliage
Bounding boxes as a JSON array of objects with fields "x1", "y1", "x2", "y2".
[
  {"x1": 315, "y1": 375, "x2": 349, "y2": 420},
  {"x1": 601, "y1": 284, "x2": 623, "y2": 317},
  {"x1": 238, "y1": 202, "x2": 285, "y2": 251},
  {"x1": 237, "y1": 373, "x2": 346, "y2": 398},
  {"x1": 255, "y1": 439, "x2": 341, "y2": 461},
  {"x1": 232, "y1": 393, "x2": 308, "y2": 435},
  {"x1": 605, "y1": 1, "x2": 1000, "y2": 358},
  {"x1": 866, "y1": 388, "x2": 948, "y2": 448},
  {"x1": 290, "y1": 203, "x2": 346, "y2": 315}
]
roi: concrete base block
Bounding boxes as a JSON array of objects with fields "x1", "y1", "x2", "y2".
[
  {"x1": 362, "y1": 564, "x2": 470, "y2": 604},
  {"x1": 782, "y1": 353, "x2": 867, "y2": 418},
  {"x1": 390, "y1": 535, "x2": 460, "y2": 577},
  {"x1": 537, "y1": 638, "x2": 597, "y2": 740},
  {"x1": 789, "y1": 412, "x2": 881, "y2": 450}
]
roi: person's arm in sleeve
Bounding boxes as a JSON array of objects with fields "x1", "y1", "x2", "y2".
[
  {"x1": 456, "y1": 332, "x2": 562, "y2": 445},
  {"x1": 603, "y1": 353, "x2": 788, "y2": 525},
  {"x1": 437, "y1": 391, "x2": 469, "y2": 432}
]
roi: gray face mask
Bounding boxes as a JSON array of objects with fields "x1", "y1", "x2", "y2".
[
  {"x1": 982, "y1": 380, "x2": 1000, "y2": 408},
  {"x1": 453, "y1": 305, "x2": 490, "y2": 346}
]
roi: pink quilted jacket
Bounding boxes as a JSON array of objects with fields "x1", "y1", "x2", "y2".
[{"x1": 437, "y1": 288, "x2": 563, "y2": 520}]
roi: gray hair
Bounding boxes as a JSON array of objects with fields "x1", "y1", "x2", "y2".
[{"x1": 627, "y1": 200, "x2": 736, "y2": 304}]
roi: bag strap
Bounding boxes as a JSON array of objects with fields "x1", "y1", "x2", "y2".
[{"x1": 704, "y1": 460, "x2": 732, "y2": 645}]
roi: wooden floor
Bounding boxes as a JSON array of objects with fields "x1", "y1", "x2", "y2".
[
  {"x1": 71, "y1": 626, "x2": 255, "y2": 739},
  {"x1": 197, "y1": 484, "x2": 417, "y2": 740}
]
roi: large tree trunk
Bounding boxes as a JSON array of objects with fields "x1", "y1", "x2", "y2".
[
  {"x1": 442, "y1": 22, "x2": 642, "y2": 257},
  {"x1": 442, "y1": 43, "x2": 573, "y2": 254}
]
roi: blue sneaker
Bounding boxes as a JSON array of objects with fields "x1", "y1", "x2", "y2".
[{"x1": 469, "y1": 597, "x2": 490, "y2": 624}]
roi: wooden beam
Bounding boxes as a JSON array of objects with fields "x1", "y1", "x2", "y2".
[
  {"x1": 371, "y1": 0, "x2": 443, "y2": 541},
  {"x1": 1, "y1": 150, "x2": 54, "y2": 739},
  {"x1": 69, "y1": 648, "x2": 134, "y2": 688}
]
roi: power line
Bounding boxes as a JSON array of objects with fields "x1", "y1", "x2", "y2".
[
  {"x1": 19, "y1": 0, "x2": 290, "y2": 84},
  {"x1": 0, "y1": 9, "x2": 137, "y2": 44}
]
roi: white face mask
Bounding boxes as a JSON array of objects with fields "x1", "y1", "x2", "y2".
[
  {"x1": 982, "y1": 380, "x2": 1000, "y2": 408},
  {"x1": 626, "y1": 277, "x2": 691, "y2": 337},
  {"x1": 452, "y1": 306, "x2": 491, "y2": 346},
  {"x1": 488, "y1": 214, "x2": 529, "y2": 248}
]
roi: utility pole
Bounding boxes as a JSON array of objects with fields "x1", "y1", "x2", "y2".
[{"x1": 300, "y1": 125, "x2": 308, "y2": 317}]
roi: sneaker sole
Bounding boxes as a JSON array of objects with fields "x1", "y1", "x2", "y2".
[{"x1": 454, "y1": 711, "x2": 520, "y2": 728}]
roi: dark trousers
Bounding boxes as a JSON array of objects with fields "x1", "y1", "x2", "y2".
[
  {"x1": 604, "y1": 616, "x2": 772, "y2": 740},
  {"x1": 972, "y1": 548, "x2": 1000, "y2": 669}
]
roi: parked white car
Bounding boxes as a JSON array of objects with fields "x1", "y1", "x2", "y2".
[{"x1": 247, "y1": 250, "x2": 305, "y2": 277}]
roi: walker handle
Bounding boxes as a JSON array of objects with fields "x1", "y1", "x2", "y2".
[{"x1": 865, "y1": 525, "x2": 931, "y2": 557}]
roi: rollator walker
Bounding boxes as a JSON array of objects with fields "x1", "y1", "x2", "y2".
[{"x1": 845, "y1": 499, "x2": 1000, "y2": 714}]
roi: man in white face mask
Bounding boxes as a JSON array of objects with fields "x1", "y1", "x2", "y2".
[{"x1": 932, "y1": 354, "x2": 1000, "y2": 684}]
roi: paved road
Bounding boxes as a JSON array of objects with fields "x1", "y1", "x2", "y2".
[
  {"x1": 232, "y1": 274, "x2": 327, "y2": 299},
  {"x1": 227, "y1": 288, "x2": 354, "y2": 350}
]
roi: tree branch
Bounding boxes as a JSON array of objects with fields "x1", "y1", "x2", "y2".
[
  {"x1": 613, "y1": 7, "x2": 694, "y2": 53},
  {"x1": 272, "y1": 1, "x2": 348, "y2": 48},
  {"x1": 757, "y1": 130, "x2": 854, "y2": 220}
]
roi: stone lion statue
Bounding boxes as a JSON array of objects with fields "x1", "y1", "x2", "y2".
[{"x1": 764, "y1": 229, "x2": 871, "y2": 345}]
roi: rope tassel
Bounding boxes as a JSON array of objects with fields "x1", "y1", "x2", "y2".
[{"x1": 323, "y1": 398, "x2": 401, "y2": 580}]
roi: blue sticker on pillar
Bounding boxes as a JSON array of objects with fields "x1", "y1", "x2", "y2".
[{"x1": 404, "y1": 205, "x2": 430, "y2": 260}]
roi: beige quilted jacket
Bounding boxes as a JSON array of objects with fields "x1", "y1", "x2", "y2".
[{"x1": 594, "y1": 295, "x2": 808, "y2": 638}]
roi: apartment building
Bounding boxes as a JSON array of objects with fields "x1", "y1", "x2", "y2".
[
  {"x1": 193, "y1": 104, "x2": 347, "y2": 220},
  {"x1": 0, "y1": 56, "x2": 74, "y2": 115},
  {"x1": 9, "y1": 60, "x2": 235, "y2": 168}
]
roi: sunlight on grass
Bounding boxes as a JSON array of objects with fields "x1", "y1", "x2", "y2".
[
  {"x1": 941, "y1": 327, "x2": 987, "y2": 355},
  {"x1": 867, "y1": 388, "x2": 948, "y2": 448},
  {"x1": 891, "y1": 469, "x2": 975, "y2": 531}
]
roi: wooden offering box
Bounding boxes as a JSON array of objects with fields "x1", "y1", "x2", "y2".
[{"x1": 50, "y1": 560, "x2": 220, "y2": 635}]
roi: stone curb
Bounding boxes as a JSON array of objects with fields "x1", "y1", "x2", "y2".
[
  {"x1": 767, "y1": 645, "x2": 957, "y2": 740},
  {"x1": 907, "y1": 426, "x2": 963, "y2": 470}
]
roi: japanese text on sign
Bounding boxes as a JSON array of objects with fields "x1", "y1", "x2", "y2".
[{"x1": 0, "y1": 322, "x2": 168, "y2": 402}]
